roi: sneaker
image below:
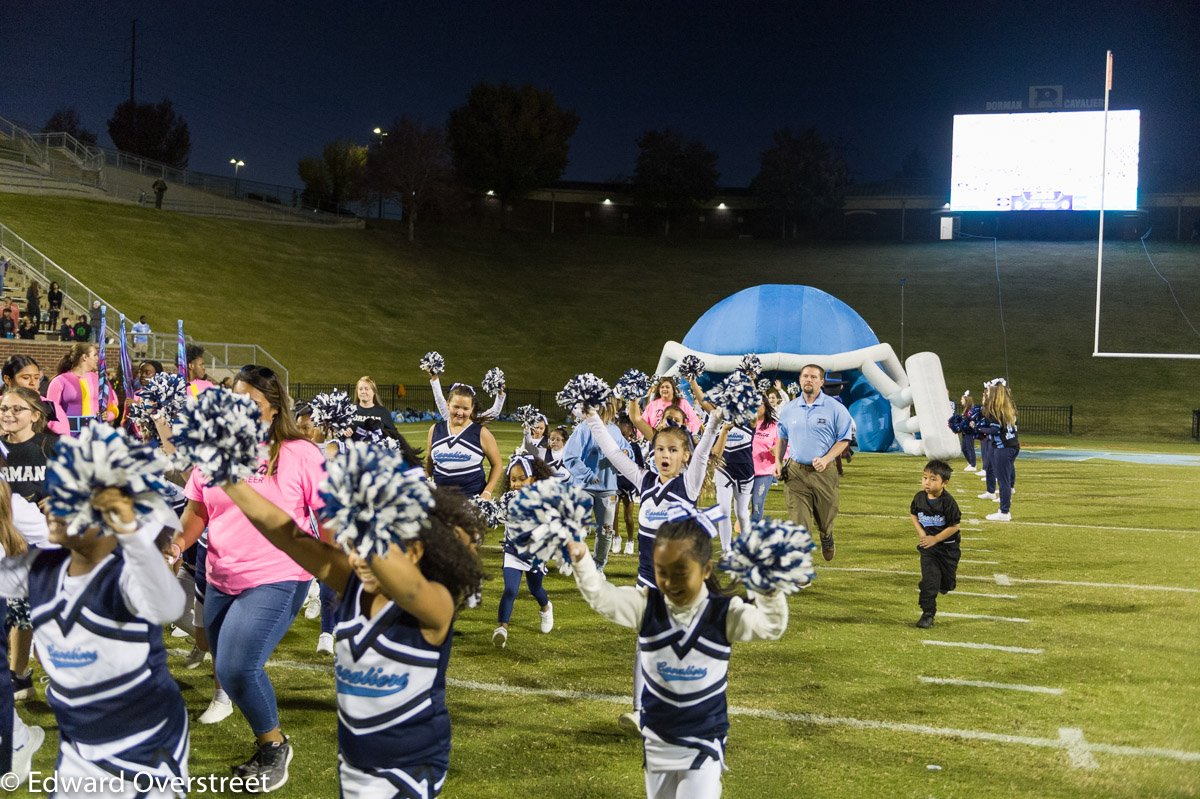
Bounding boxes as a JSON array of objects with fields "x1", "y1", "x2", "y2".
[
  {"x1": 12, "y1": 670, "x2": 35, "y2": 701},
  {"x1": 977, "y1": 491, "x2": 997, "y2": 500},
  {"x1": 916, "y1": 613, "x2": 935, "y2": 629},
  {"x1": 316, "y1": 632, "x2": 334, "y2": 655},
  {"x1": 1010, "y1": 488, "x2": 1016, "y2": 495},
  {"x1": 492, "y1": 626, "x2": 508, "y2": 649},
  {"x1": 559, "y1": 563, "x2": 574, "y2": 577},
  {"x1": 963, "y1": 465, "x2": 977, "y2": 472},
  {"x1": 171, "y1": 625, "x2": 191, "y2": 638},
  {"x1": 466, "y1": 589, "x2": 482, "y2": 609},
  {"x1": 233, "y1": 736, "x2": 293, "y2": 792},
  {"x1": 623, "y1": 539, "x2": 635, "y2": 555},
  {"x1": 986, "y1": 511, "x2": 1012, "y2": 522},
  {"x1": 613, "y1": 535, "x2": 622, "y2": 554},
  {"x1": 539, "y1": 602, "x2": 554, "y2": 634},
  {"x1": 199, "y1": 695, "x2": 234, "y2": 724},
  {"x1": 980, "y1": 473, "x2": 989, "y2": 480},
  {"x1": 184, "y1": 646, "x2": 210, "y2": 670},
  {"x1": 9, "y1": 724, "x2": 44, "y2": 786},
  {"x1": 618, "y1": 711, "x2": 641, "y2": 734},
  {"x1": 819, "y1": 534, "x2": 835, "y2": 562},
  {"x1": 303, "y1": 582, "x2": 321, "y2": 620}
]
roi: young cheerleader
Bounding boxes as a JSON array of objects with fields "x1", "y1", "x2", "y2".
[
  {"x1": 980, "y1": 382, "x2": 1019, "y2": 522},
  {"x1": 520, "y1": 413, "x2": 550, "y2": 461},
  {"x1": 217, "y1": 456, "x2": 485, "y2": 798},
  {"x1": 687, "y1": 378, "x2": 758, "y2": 553},
  {"x1": 492, "y1": 453, "x2": 556, "y2": 649},
  {"x1": 0, "y1": 485, "x2": 189, "y2": 795},
  {"x1": 614, "y1": 415, "x2": 646, "y2": 556},
  {"x1": 2, "y1": 355, "x2": 68, "y2": 436},
  {"x1": 423, "y1": 366, "x2": 506, "y2": 422},
  {"x1": 565, "y1": 512, "x2": 788, "y2": 799},
  {"x1": 562, "y1": 398, "x2": 631, "y2": 574},
  {"x1": 424, "y1": 383, "x2": 503, "y2": 501}
]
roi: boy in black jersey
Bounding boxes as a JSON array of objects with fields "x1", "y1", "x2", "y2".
[{"x1": 910, "y1": 459, "x2": 961, "y2": 629}]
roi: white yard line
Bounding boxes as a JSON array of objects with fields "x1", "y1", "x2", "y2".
[
  {"x1": 923, "y1": 640, "x2": 1043, "y2": 654},
  {"x1": 841, "y1": 512, "x2": 1200, "y2": 536},
  {"x1": 819, "y1": 566, "x2": 1198, "y2": 593},
  {"x1": 918, "y1": 676, "x2": 1062, "y2": 695},
  {"x1": 963, "y1": 549, "x2": 993, "y2": 552},
  {"x1": 993, "y1": 573, "x2": 1013, "y2": 586},
  {"x1": 1059, "y1": 727, "x2": 1101, "y2": 769},
  {"x1": 953, "y1": 591, "x2": 1018, "y2": 599},
  {"x1": 960, "y1": 559, "x2": 1001, "y2": 565},
  {"x1": 936, "y1": 612, "x2": 1029, "y2": 623}
]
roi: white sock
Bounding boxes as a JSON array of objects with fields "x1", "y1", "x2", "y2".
[
  {"x1": 213, "y1": 688, "x2": 230, "y2": 705},
  {"x1": 11, "y1": 709, "x2": 29, "y2": 749}
]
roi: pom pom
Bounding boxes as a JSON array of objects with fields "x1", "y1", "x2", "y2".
[
  {"x1": 310, "y1": 390, "x2": 358, "y2": 436},
  {"x1": 947, "y1": 413, "x2": 966, "y2": 434},
  {"x1": 677, "y1": 355, "x2": 706, "y2": 381},
  {"x1": 756, "y1": 378, "x2": 772, "y2": 393},
  {"x1": 319, "y1": 442, "x2": 434, "y2": 559},
  {"x1": 170, "y1": 388, "x2": 267, "y2": 484},
  {"x1": 471, "y1": 496, "x2": 505, "y2": 529},
  {"x1": 514, "y1": 404, "x2": 541, "y2": 428},
  {"x1": 707, "y1": 371, "x2": 761, "y2": 426},
  {"x1": 613, "y1": 369, "x2": 652, "y2": 402},
  {"x1": 720, "y1": 518, "x2": 816, "y2": 595},
  {"x1": 139, "y1": 372, "x2": 188, "y2": 420},
  {"x1": 738, "y1": 353, "x2": 763, "y2": 378},
  {"x1": 420, "y1": 351, "x2": 445, "y2": 376},
  {"x1": 556, "y1": 373, "x2": 612, "y2": 413},
  {"x1": 786, "y1": 381, "x2": 801, "y2": 399},
  {"x1": 482, "y1": 367, "x2": 505, "y2": 397},
  {"x1": 47, "y1": 423, "x2": 176, "y2": 536},
  {"x1": 505, "y1": 481, "x2": 594, "y2": 568}
]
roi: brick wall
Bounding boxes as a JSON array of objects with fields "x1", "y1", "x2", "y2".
[{"x1": 0, "y1": 340, "x2": 122, "y2": 373}]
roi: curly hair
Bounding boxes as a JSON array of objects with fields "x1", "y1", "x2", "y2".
[{"x1": 421, "y1": 487, "x2": 488, "y2": 605}]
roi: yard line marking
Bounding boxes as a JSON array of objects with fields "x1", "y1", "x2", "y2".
[
  {"x1": 964, "y1": 548, "x2": 993, "y2": 552},
  {"x1": 961, "y1": 559, "x2": 1001, "y2": 565},
  {"x1": 922, "y1": 640, "x2": 1043, "y2": 654},
  {"x1": 1059, "y1": 728, "x2": 1100, "y2": 769},
  {"x1": 937, "y1": 612, "x2": 1029, "y2": 623},
  {"x1": 968, "y1": 518, "x2": 982, "y2": 524},
  {"x1": 842, "y1": 512, "x2": 1200, "y2": 536},
  {"x1": 953, "y1": 591, "x2": 1018, "y2": 599},
  {"x1": 994, "y1": 573, "x2": 1013, "y2": 586},
  {"x1": 918, "y1": 676, "x2": 1062, "y2": 695},
  {"x1": 171, "y1": 651, "x2": 1200, "y2": 766},
  {"x1": 818, "y1": 566, "x2": 1199, "y2": 593}
]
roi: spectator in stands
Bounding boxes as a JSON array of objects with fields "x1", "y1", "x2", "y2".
[
  {"x1": 0, "y1": 256, "x2": 6, "y2": 297},
  {"x1": 89, "y1": 301, "x2": 103, "y2": 342},
  {"x1": 132, "y1": 315, "x2": 151, "y2": 359},
  {"x1": 6, "y1": 301, "x2": 19, "y2": 337},
  {"x1": 58, "y1": 317, "x2": 74, "y2": 341},
  {"x1": 152, "y1": 178, "x2": 168, "y2": 209},
  {"x1": 73, "y1": 314, "x2": 91, "y2": 343},
  {"x1": 16, "y1": 317, "x2": 36, "y2": 340},
  {"x1": 0, "y1": 315, "x2": 11, "y2": 339},
  {"x1": 46, "y1": 282, "x2": 62, "y2": 333},
  {"x1": 23, "y1": 285, "x2": 39, "y2": 330}
]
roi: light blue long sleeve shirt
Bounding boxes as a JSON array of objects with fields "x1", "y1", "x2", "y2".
[
  {"x1": 776, "y1": 391, "x2": 853, "y2": 465},
  {"x1": 563, "y1": 421, "x2": 630, "y2": 493}
]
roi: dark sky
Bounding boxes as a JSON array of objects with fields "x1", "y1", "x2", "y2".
[{"x1": 4, "y1": 1, "x2": 1198, "y2": 192}]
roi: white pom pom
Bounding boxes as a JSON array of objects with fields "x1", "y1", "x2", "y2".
[
  {"x1": 613, "y1": 369, "x2": 652, "y2": 402},
  {"x1": 720, "y1": 518, "x2": 816, "y2": 594},
  {"x1": 482, "y1": 367, "x2": 505, "y2": 397},
  {"x1": 738, "y1": 353, "x2": 763, "y2": 378},
  {"x1": 556, "y1": 373, "x2": 612, "y2": 413},
  {"x1": 310, "y1": 390, "x2": 358, "y2": 436},
  {"x1": 514, "y1": 404, "x2": 541, "y2": 428},
  {"x1": 707, "y1": 371, "x2": 761, "y2": 426},
  {"x1": 506, "y1": 481, "x2": 594, "y2": 568},
  {"x1": 139, "y1": 373, "x2": 188, "y2": 420},
  {"x1": 420, "y1": 351, "x2": 446, "y2": 376},
  {"x1": 786, "y1": 382, "x2": 801, "y2": 398},
  {"x1": 170, "y1": 389, "x2": 267, "y2": 484},
  {"x1": 677, "y1": 355, "x2": 706, "y2": 381}
]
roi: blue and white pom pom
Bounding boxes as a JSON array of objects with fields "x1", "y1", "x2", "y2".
[
  {"x1": 319, "y1": 442, "x2": 433, "y2": 559},
  {"x1": 738, "y1": 353, "x2": 763, "y2": 378},
  {"x1": 47, "y1": 423, "x2": 176, "y2": 536},
  {"x1": 709, "y1": 371, "x2": 761, "y2": 426},
  {"x1": 310, "y1": 390, "x2": 358, "y2": 436},
  {"x1": 556, "y1": 373, "x2": 612, "y2": 413},
  {"x1": 140, "y1": 372, "x2": 188, "y2": 419},
  {"x1": 756, "y1": 377, "x2": 772, "y2": 393},
  {"x1": 420, "y1": 351, "x2": 445, "y2": 376},
  {"x1": 719, "y1": 518, "x2": 816, "y2": 594},
  {"x1": 514, "y1": 404, "x2": 541, "y2": 428},
  {"x1": 471, "y1": 496, "x2": 505, "y2": 529},
  {"x1": 505, "y1": 481, "x2": 594, "y2": 569},
  {"x1": 482, "y1": 367, "x2": 505, "y2": 396},
  {"x1": 613, "y1": 368, "x2": 652, "y2": 402},
  {"x1": 170, "y1": 388, "x2": 267, "y2": 484},
  {"x1": 676, "y1": 355, "x2": 706, "y2": 381},
  {"x1": 786, "y1": 381, "x2": 801, "y2": 398}
]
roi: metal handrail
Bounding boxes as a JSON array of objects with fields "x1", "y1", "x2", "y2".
[
  {"x1": 0, "y1": 116, "x2": 47, "y2": 169},
  {"x1": 33, "y1": 132, "x2": 105, "y2": 172}
]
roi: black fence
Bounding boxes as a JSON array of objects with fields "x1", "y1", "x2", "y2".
[
  {"x1": 1193, "y1": 409, "x2": 1199, "y2": 441},
  {"x1": 1016, "y1": 404, "x2": 1073, "y2": 435}
]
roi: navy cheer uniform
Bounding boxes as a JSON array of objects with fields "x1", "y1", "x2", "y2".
[
  {"x1": 638, "y1": 589, "x2": 731, "y2": 771},
  {"x1": 717, "y1": 424, "x2": 754, "y2": 486},
  {"x1": 635, "y1": 472, "x2": 696, "y2": 588},
  {"x1": 335, "y1": 572, "x2": 452, "y2": 798},
  {"x1": 429, "y1": 421, "x2": 486, "y2": 497}
]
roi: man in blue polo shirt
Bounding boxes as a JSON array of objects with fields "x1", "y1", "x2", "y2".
[{"x1": 772, "y1": 364, "x2": 853, "y2": 561}]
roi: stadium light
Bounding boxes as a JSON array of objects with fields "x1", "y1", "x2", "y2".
[
  {"x1": 602, "y1": 199, "x2": 612, "y2": 205},
  {"x1": 229, "y1": 159, "x2": 244, "y2": 197},
  {"x1": 717, "y1": 203, "x2": 727, "y2": 209}
]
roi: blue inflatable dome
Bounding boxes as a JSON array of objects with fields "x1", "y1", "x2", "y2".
[{"x1": 680, "y1": 285, "x2": 894, "y2": 452}]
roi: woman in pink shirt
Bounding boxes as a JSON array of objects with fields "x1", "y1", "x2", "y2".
[
  {"x1": 44, "y1": 342, "x2": 116, "y2": 435},
  {"x1": 750, "y1": 397, "x2": 780, "y2": 522},
  {"x1": 174, "y1": 365, "x2": 324, "y2": 788},
  {"x1": 186, "y1": 344, "x2": 215, "y2": 396},
  {"x1": 641, "y1": 377, "x2": 701, "y2": 433}
]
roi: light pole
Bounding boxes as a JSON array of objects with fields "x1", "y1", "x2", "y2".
[
  {"x1": 229, "y1": 159, "x2": 244, "y2": 198},
  {"x1": 372, "y1": 127, "x2": 387, "y2": 219}
]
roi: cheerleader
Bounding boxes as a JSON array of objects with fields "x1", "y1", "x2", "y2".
[
  {"x1": 980, "y1": 382, "x2": 1019, "y2": 522},
  {"x1": 564, "y1": 511, "x2": 787, "y2": 799},
  {"x1": 218, "y1": 468, "x2": 485, "y2": 799},
  {"x1": 424, "y1": 383, "x2": 503, "y2": 501},
  {"x1": 44, "y1": 343, "x2": 118, "y2": 435},
  {"x1": 614, "y1": 415, "x2": 646, "y2": 556},
  {"x1": 0, "y1": 488, "x2": 189, "y2": 796},
  {"x1": 423, "y1": 369, "x2": 505, "y2": 422},
  {"x1": 520, "y1": 413, "x2": 550, "y2": 460},
  {"x1": 687, "y1": 379, "x2": 757, "y2": 552},
  {"x1": 562, "y1": 398, "x2": 631, "y2": 574},
  {"x1": 579, "y1": 404, "x2": 722, "y2": 731},
  {"x1": 2, "y1": 355, "x2": 68, "y2": 436},
  {"x1": 492, "y1": 454, "x2": 555, "y2": 649}
]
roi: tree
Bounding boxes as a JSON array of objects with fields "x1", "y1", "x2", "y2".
[
  {"x1": 42, "y1": 107, "x2": 97, "y2": 146},
  {"x1": 297, "y1": 139, "x2": 367, "y2": 214},
  {"x1": 106, "y1": 98, "x2": 191, "y2": 168},
  {"x1": 446, "y1": 82, "x2": 579, "y2": 224},
  {"x1": 752, "y1": 127, "x2": 849, "y2": 239},
  {"x1": 373, "y1": 117, "x2": 455, "y2": 242},
  {"x1": 630, "y1": 129, "x2": 719, "y2": 237}
]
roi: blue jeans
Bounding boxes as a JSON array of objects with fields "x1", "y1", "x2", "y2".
[
  {"x1": 204, "y1": 579, "x2": 309, "y2": 735},
  {"x1": 587, "y1": 490, "x2": 617, "y2": 572},
  {"x1": 750, "y1": 474, "x2": 775, "y2": 523}
]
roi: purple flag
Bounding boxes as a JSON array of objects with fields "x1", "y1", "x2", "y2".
[{"x1": 177, "y1": 320, "x2": 186, "y2": 378}]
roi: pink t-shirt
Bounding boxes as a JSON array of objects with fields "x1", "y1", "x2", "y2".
[
  {"x1": 188, "y1": 379, "x2": 215, "y2": 397},
  {"x1": 184, "y1": 438, "x2": 325, "y2": 594},
  {"x1": 752, "y1": 420, "x2": 779, "y2": 476},
  {"x1": 642, "y1": 396, "x2": 702, "y2": 433}
]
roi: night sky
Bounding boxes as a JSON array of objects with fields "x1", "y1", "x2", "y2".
[{"x1": 4, "y1": 1, "x2": 1198, "y2": 193}]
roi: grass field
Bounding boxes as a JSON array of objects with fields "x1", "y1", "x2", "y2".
[
  {"x1": 8, "y1": 424, "x2": 1198, "y2": 798},
  {"x1": 1, "y1": 194, "x2": 1198, "y2": 440}
]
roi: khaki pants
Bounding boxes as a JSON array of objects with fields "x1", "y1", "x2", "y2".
[{"x1": 784, "y1": 462, "x2": 840, "y2": 546}]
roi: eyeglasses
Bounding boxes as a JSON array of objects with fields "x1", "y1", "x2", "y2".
[{"x1": 0, "y1": 406, "x2": 32, "y2": 415}]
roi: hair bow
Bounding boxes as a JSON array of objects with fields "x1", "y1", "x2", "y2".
[
  {"x1": 450, "y1": 383, "x2": 476, "y2": 395},
  {"x1": 506, "y1": 453, "x2": 534, "y2": 478},
  {"x1": 665, "y1": 504, "x2": 727, "y2": 538}
]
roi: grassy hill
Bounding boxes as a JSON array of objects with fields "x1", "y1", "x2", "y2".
[{"x1": 1, "y1": 193, "x2": 1197, "y2": 440}]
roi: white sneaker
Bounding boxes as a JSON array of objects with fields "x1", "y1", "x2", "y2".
[
  {"x1": 963, "y1": 465, "x2": 976, "y2": 472},
  {"x1": 1010, "y1": 488, "x2": 1016, "y2": 495},
  {"x1": 183, "y1": 645, "x2": 210, "y2": 670},
  {"x1": 316, "y1": 632, "x2": 334, "y2": 655},
  {"x1": 466, "y1": 589, "x2": 481, "y2": 609},
  {"x1": 492, "y1": 626, "x2": 508, "y2": 649},
  {"x1": 986, "y1": 511, "x2": 1012, "y2": 522},
  {"x1": 623, "y1": 539, "x2": 635, "y2": 555},
  {"x1": 977, "y1": 492, "x2": 997, "y2": 500},
  {"x1": 303, "y1": 582, "x2": 321, "y2": 620},
  {"x1": 10, "y1": 724, "x2": 44, "y2": 786},
  {"x1": 618, "y1": 711, "x2": 641, "y2": 734},
  {"x1": 198, "y1": 696, "x2": 233, "y2": 724},
  {"x1": 559, "y1": 563, "x2": 574, "y2": 577},
  {"x1": 171, "y1": 625, "x2": 191, "y2": 638},
  {"x1": 612, "y1": 536, "x2": 622, "y2": 554},
  {"x1": 539, "y1": 602, "x2": 554, "y2": 633},
  {"x1": 980, "y1": 473, "x2": 989, "y2": 480}
]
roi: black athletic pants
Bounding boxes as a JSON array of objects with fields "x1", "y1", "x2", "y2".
[{"x1": 918, "y1": 542, "x2": 961, "y2": 615}]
